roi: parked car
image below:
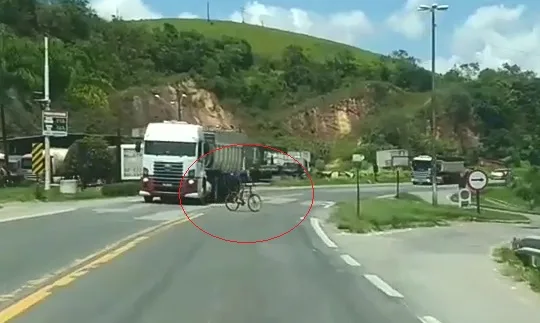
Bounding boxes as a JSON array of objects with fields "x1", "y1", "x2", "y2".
[{"x1": 490, "y1": 168, "x2": 511, "y2": 180}]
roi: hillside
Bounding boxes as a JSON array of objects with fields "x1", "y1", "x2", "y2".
[
  {"x1": 0, "y1": 2, "x2": 539, "y2": 167},
  {"x1": 131, "y1": 19, "x2": 379, "y2": 62}
]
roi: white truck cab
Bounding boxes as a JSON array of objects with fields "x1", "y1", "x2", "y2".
[{"x1": 137, "y1": 121, "x2": 210, "y2": 203}]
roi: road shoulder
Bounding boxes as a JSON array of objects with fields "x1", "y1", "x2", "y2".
[{"x1": 315, "y1": 206, "x2": 540, "y2": 323}]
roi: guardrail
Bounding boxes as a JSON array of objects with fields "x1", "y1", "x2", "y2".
[{"x1": 512, "y1": 236, "x2": 540, "y2": 268}]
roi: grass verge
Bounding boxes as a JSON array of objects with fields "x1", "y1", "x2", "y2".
[
  {"x1": 0, "y1": 182, "x2": 140, "y2": 203},
  {"x1": 481, "y1": 187, "x2": 540, "y2": 213},
  {"x1": 492, "y1": 246, "x2": 540, "y2": 293},
  {"x1": 331, "y1": 193, "x2": 530, "y2": 233},
  {"x1": 273, "y1": 172, "x2": 409, "y2": 187},
  {"x1": 450, "y1": 187, "x2": 540, "y2": 214}
]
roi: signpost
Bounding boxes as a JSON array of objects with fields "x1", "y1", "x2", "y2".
[
  {"x1": 352, "y1": 154, "x2": 365, "y2": 218},
  {"x1": 467, "y1": 169, "x2": 488, "y2": 214},
  {"x1": 391, "y1": 155, "x2": 410, "y2": 199},
  {"x1": 42, "y1": 111, "x2": 68, "y2": 137},
  {"x1": 39, "y1": 36, "x2": 68, "y2": 191}
]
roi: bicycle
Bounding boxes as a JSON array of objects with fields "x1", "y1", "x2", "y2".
[{"x1": 225, "y1": 182, "x2": 262, "y2": 212}]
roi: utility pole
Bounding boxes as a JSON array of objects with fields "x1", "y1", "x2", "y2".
[
  {"x1": 206, "y1": 1, "x2": 210, "y2": 22},
  {"x1": 43, "y1": 36, "x2": 51, "y2": 191},
  {"x1": 176, "y1": 89, "x2": 186, "y2": 121},
  {"x1": 418, "y1": 3, "x2": 448, "y2": 206},
  {"x1": 241, "y1": 6, "x2": 245, "y2": 23},
  {"x1": 0, "y1": 28, "x2": 8, "y2": 170}
]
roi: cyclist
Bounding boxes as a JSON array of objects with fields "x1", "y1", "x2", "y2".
[{"x1": 228, "y1": 169, "x2": 251, "y2": 202}]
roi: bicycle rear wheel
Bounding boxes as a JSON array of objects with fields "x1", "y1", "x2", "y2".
[
  {"x1": 225, "y1": 192, "x2": 240, "y2": 211},
  {"x1": 247, "y1": 193, "x2": 262, "y2": 212}
]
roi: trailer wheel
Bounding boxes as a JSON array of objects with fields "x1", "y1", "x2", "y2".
[{"x1": 143, "y1": 196, "x2": 153, "y2": 203}]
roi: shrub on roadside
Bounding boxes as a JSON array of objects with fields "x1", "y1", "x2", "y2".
[
  {"x1": 101, "y1": 181, "x2": 140, "y2": 197},
  {"x1": 493, "y1": 247, "x2": 540, "y2": 293}
]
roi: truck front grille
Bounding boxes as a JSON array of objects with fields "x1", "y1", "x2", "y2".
[{"x1": 152, "y1": 161, "x2": 184, "y2": 187}]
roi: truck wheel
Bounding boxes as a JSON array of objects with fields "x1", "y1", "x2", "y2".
[{"x1": 143, "y1": 196, "x2": 153, "y2": 203}]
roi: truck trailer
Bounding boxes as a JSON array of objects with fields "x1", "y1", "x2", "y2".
[
  {"x1": 411, "y1": 155, "x2": 466, "y2": 185},
  {"x1": 137, "y1": 121, "x2": 259, "y2": 204}
]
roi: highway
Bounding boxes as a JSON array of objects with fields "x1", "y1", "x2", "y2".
[{"x1": 0, "y1": 184, "x2": 441, "y2": 323}]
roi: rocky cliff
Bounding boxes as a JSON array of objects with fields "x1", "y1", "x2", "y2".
[{"x1": 117, "y1": 80, "x2": 414, "y2": 141}]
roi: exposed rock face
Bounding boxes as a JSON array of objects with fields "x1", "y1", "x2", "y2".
[
  {"x1": 117, "y1": 79, "x2": 475, "y2": 150},
  {"x1": 287, "y1": 97, "x2": 371, "y2": 140},
  {"x1": 120, "y1": 79, "x2": 239, "y2": 133}
]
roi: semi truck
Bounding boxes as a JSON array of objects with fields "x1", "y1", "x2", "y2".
[
  {"x1": 136, "y1": 121, "x2": 261, "y2": 204},
  {"x1": 19, "y1": 148, "x2": 68, "y2": 183},
  {"x1": 411, "y1": 155, "x2": 466, "y2": 185}
]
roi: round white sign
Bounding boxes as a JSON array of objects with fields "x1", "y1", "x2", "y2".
[
  {"x1": 467, "y1": 170, "x2": 488, "y2": 190},
  {"x1": 459, "y1": 188, "x2": 471, "y2": 199}
]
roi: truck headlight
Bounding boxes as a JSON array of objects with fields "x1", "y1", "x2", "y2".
[
  {"x1": 143, "y1": 167, "x2": 149, "y2": 176},
  {"x1": 188, "y1": 170, "x2": 195, "y2": 178}
]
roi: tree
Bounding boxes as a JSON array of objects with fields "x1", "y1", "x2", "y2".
[
  {"x1": 514, "y1": 167, "x2": 540, "y2": 210},
  {"x1": 62, "y1": 136, "x2": 113, "y2": 188}
]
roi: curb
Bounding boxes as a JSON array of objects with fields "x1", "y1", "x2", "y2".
[{"x1": 0, "y1": 214, "x2": 199, "y2": 312}]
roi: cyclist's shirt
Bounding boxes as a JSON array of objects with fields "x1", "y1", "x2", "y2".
[
  {"x1": 238, "y1": 170, "x2": 251, "y2": 183},
  {"x1": 227, "y1": 170, "x2": 250, "y2": 194}
]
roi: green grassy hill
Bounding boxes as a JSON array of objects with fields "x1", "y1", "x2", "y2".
[{"x1": 131, "y1": 19, "x2": 379, "y2": 62}]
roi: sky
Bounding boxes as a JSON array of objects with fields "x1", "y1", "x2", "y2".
[{"x1": 89, "y1": 0, "x2": 540, "y2": 74}]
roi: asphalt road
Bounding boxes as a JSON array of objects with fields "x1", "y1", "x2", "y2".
[
  {"x1": 0, "y1": 183, "x2": 486, "y2": 322},
  {"x1": 0, "y1": 184, "x2": 437, "y2": 323},
  {"x1": 4, "y1": 199, "x2": 422, "y2": 323},
  {"x1": 0, "y1": 199, "x2": 218, "y2": 301}
]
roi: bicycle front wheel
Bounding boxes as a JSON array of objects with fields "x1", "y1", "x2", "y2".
[
  {"x1": 225, "y1": 192, "x2": 240, "y2": 211},
  {"x1": 247, "y1": 194, "x2": 262, "y2": 212}
]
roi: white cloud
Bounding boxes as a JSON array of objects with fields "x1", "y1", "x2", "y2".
[
  {"x1": 386, "y1": 0, "x2": 426, "y2": 39},
  {"x1": 426, "y1": 5, "x2": 540, "y2": 74},
  {"x1": 90, "y1": 0, "x2": 373, "y2": 46},
  {"x1": 178, "y1": 12, "x2": 198, "y2": 19},
  {"x1": 228, "y1": 1, "x2": 373, "y2": 46},
  {"x1": 90, "y1": 0, "x2": 161, "y2": 20}
]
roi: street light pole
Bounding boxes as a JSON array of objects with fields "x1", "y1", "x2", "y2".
[
  {"x1": 43, "y1": 36, "x2": 52, "y2": 191},
  {"x1": 176, "y1": 91, "x2": 186, "y2": 121},
  {"x1": 418, "y1": 3, "x2": 448, "y2": 206},
  {"x1": 0, "y1": 28, "x2": 8, "y2": 169}
]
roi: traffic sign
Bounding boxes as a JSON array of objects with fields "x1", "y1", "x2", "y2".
[
  {"x1": 42, "y1": 111, "x2": 68, "y2": 137},
  {"x1": 352, "y1": 154, "x2": 365, "y2": 162},
  {"x1": 458, "y1": 188, "x2": 471, "y2": 208},
  {"x1": 467, "y1": 170, "x2": 488, "y2": 191}
]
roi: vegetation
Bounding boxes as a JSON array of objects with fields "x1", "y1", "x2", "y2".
[
  {"x1": 0, "y1": 181, "x2": 139, "y2": 203},
  {"x1": 272, "y1": 169, "x2": 410, "y2": 186},
  {"x1": 133, "y1": 19, "x2": 379, "y2": 62},
  {"x1": 62, "y1": 136, "x2": 114, "y2": 187},
  {"x1": 493, "y1": 246, "x2": 540, "y2": 293},
  {"x1": 1, "y1": 1, "x2": 540, "y2": 166},
  {"x1": 332, "y1": 193, "x2": 530, "y2": 233}
]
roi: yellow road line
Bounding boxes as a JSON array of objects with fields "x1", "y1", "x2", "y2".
[{"x1": 0, "y1": 213, "x2": 202, "y2": 322}]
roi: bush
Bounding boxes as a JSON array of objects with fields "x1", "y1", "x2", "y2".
[
  {"x1": 63, "y1": 136, "x2": 114, "y2": 187},
  {"x1": 493, "y1": 247, "x2": 540, "y2": 293},
  {"x1": 101, "y1": 181, "x2": 140, "y2": 197}
]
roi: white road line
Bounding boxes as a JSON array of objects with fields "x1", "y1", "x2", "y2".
[
  {"x1": 323, "y1": 201, "x2": 336, "y2": 208},
  {"x1": 363, "y1": 228, "x2": 413, "y2": 236},
  {"x1": 418, "y1": 316, "x2": 443, "y2": 323},
  {"x1": 364, "y1": 274, "x2": 404, "y2": 298},
  {"x1": 0, "y1": 208, "x2": 77, "y2": 223},
  {"x1": 340, "y1": 254, "x2": 361, "y2": 267},
  {"x1": 376, "y1": 194, "x2": 395, "y2": 199},
  {"x1": 309, "y1": 218, "x2": 337, "y2": 248}
]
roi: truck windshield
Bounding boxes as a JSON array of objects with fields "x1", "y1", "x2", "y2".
[
  {"x1": 21, "y1": 158, "x2": 32, "y2": 169},
  {"x1": 412, "y1": 160, "x2": 432, "y2": 171},
  {"x1": 144, "y1": 141, "x2": 196, "y2": 157}
]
